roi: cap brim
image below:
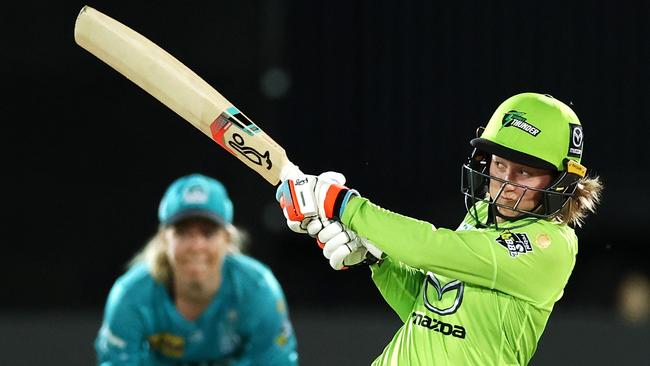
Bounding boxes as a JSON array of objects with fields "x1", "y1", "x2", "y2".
[
  {"x1": 162, "y1": 209, "x2": 227, "y2": 226},
  {"x1": 470, "y1": 138, "x2": 557, "y2": 171}
]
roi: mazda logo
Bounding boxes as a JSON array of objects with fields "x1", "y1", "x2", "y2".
[{"x1": 572, "y1": 127, "x2": 583, "y2": 147}]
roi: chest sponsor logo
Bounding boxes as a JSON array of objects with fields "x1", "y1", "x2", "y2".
[
  {"x1": 148, "y1": 332, "x2": 184, "y2": 358},
  {"x1": 496, "y1": 230, "x2": 532, "y2": 257},
  {"x1": 411, "y1": 311, "x2": 466, "y2": 339},
  {"x1": 423, "y1": 272, "x2": 464, "y2": 315}
]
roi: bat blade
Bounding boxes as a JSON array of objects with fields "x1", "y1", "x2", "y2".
[{"x1": 74, "y1": 6, "x2": 295, "y2": 185}]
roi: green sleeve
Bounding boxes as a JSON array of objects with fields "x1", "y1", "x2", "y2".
[
  {"x1": 370, "y1": 258, "x2": 425, "y2": 322},
  {"x1": 342, "y1": 197, "x2": 577, "y2": 308}
]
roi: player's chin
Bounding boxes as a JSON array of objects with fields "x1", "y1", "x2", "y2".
[
  {"x1": 178, "y1": 262, "x2": 213, "y2": 279},
  {"x1": 496, "y1": 206, "x2": 524, "y2": 218}
]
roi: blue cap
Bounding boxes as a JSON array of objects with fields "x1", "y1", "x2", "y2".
[{"x1": 158, "y1": 174, "x2": 234, "y2": 226}]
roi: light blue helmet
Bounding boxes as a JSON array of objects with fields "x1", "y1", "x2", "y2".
[{"x1": 158, "y1": 174, "x2": 233, "y2": 225}]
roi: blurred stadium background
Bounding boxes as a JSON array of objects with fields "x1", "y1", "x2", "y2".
[{"x1": 2, "y1": 1, "x2": 648, "y2": 364}]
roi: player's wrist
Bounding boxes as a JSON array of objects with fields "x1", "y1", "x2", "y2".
[{"x1": 319, "y1": 184, "x2": 359, "y2": 219}]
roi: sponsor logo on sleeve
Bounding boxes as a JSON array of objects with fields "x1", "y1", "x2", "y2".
[
  {"x1": 275, "y1": 318, "x2": 293, "y2": 346},
  {"x1": 496, "y1": 230, "x2": 532, "y2": 257}
]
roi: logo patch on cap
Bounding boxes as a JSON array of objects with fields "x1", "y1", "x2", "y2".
[
  {"x1": 568, "y1": 123, "x2": 583, "y2": 158},
  {"x1": 496, "y1": 230, "x2": 533, "y2": 257},
  {"x1": 501, "y1": 110, "x2": 541, "y2": 137},
  {"x1": 183, "y1": 184, "x2": 209, "y2": 204}
]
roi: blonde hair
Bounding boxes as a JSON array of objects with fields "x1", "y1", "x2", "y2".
[
  {"x1": 556, "y1": 175, "x2": 603, "y2": 227},
  {"x1": 129, "y1": 224, "x2": 244, "y2": 287}
]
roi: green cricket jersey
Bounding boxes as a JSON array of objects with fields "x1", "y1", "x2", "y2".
[{"x1": 341, "y1": 197, "x2": 578, "y2": 365}]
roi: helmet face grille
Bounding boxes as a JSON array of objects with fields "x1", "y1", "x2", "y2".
[{"x1": 460, "y1": 152, "x2": 578, "y2": 223}]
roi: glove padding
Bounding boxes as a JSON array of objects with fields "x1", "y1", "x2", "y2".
[
  {"x1": 276, "y1": 172, "x2": 358, "y2": 235},
  {"x1": 313, "y1": 172, "x2": 359, "y2": 220},
  {"x1": 276, "y1": 175, "x2": 318, "y2": 234},
  {"x1": 317, "y1": 220, "x2": 383, "y2": 270}
]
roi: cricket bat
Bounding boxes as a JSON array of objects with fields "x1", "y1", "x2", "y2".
[{"x1": 74, "y1": 5, "x2": 302, "y2": 185}]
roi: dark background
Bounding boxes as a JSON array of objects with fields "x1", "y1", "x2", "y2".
[{"x1": 2, "y1": 1, "x2": 648, "y2": 365}]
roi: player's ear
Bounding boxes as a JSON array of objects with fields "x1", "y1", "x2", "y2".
[
  {"x1": 221, "y1": 226, "x2": 232, "y2": 242},
  {"x1": 221, "y1": 224, "x2": 237, "y2": 244}
]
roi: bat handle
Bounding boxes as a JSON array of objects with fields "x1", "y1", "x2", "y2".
[{"x1": 279, "y1": 161, "x2": 304, "y2": 182}]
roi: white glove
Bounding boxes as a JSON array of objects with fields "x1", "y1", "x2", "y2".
[
  {"x1": 276, "y1": 171, "x2": 358, "y2": 235},
  {"x1": 317, "y1": 220, "x2": 383, "y2": 270}
]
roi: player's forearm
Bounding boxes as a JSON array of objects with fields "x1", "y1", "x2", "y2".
[{"x1": 342, "y1": 197, "x2": 496, "y2": 287}]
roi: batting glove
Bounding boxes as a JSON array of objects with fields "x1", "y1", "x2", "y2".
[
  {"x1": 318, "y1": 220, "x2": 383, "y2": 270},
  {"x1": 276, "y1": 171, "x2": 359, "y2": 235}
]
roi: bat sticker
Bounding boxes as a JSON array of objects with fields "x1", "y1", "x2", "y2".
[
  {"x1": 224, "y1": 107, "x2": 261, "y2": 136},
  {"x1": 210, "y1": 109, "x2": 271, "y2": 169},
  {"x1": 228, "y1": 133, "x2": 272, "y2": 170}
]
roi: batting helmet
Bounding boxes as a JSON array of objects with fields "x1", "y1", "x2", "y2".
[{"x1": 461, "y1": 93, "x2": 587, "y2": 222}]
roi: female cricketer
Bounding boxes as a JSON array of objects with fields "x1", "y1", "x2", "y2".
[
  {"x1": 96, "y1": 174, "x2": 298, "y2": 365},
  {"x1": 277, "y1": 93, "x2": 602, "y2": 365}
]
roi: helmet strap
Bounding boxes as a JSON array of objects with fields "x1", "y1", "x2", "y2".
[{"x1": 542, "y1": 159, "x2": 585, "y2": 216}]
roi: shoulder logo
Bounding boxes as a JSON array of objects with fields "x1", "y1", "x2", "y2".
[
  {"x1": 496, "y1": 230, "x2": 533, "y2": 257},
  {"x1": 501, "y1": 110, "x2": 541, "y2": 137}
]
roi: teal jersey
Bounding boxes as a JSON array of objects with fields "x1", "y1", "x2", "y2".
[
  {"x1": 95, "y1": 254, "x2": 298, "y2": 366},
  {"x1": 341, "y1": 198, "x2": 578, "y2": 365}
]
